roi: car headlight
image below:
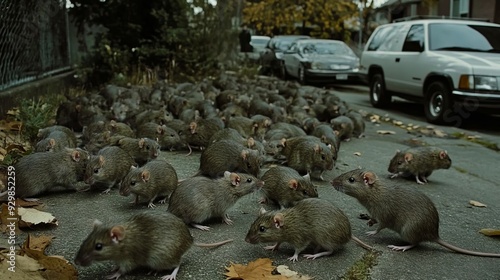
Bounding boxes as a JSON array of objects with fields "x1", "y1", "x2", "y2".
[
  {"x1": 459, "y1": 75, "x2": 499, "y2": 91},
  {"x1": 311, "y1": 62, "x2": 319, "y2": 70}
]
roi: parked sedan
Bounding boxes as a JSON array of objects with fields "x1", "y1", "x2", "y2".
[
  {"x1": 248, "y1": 35, "x2": 271, "y2": 61},
  {"x1": 281, "y1": 39, "x2": 360, "y2": 84},
  {"x1": 259, "y1": 35, "x2": 311, "y2": 76}
]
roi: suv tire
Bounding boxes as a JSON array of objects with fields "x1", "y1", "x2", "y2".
[
  {"x1": 370, "y1": 73, "x2": 391, "y2": 108},
  {"x1": 424, "y1": 81, "x2": 456, "y2": 124}
]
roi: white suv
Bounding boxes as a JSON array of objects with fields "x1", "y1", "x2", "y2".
[{"x1": 360, "y1": 18, "x2": 500, "y2": 125}]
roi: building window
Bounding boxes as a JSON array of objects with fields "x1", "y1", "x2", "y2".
[
  {"x1": 410, "y1": 4, "x2": 417, "y2": 16},
  {"x1": 451, "y1": 0, "x2": 469, "y2": 17}
]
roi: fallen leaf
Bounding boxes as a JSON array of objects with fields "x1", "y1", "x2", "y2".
[
  {"x1": 22, "y1": 234, "x2": 54, "y2": 252},
  {"x1": 17, "y1": 207, "x2": 58, "y2": 228},
  {"x1": 0, "y1": 251, "x2": 45, "y2": 279},
  {"x1": 469, "y1": 200, "x2": 487, "y2": 207},
  {"x1": 276, "y1": 265, "x2": 313, "y2": 280},
  {"x1": 393, "y1": 121, "x2": 403, "y2": 126},
  {"x1": 353, "y1": 152, "x2": 361, "y2": 156},
  {"x1": 225, "y1": 258, "x2": 286, "y2": 280},
  {"x1": 479, "y1": 228, "x2": 500, "y2": 236},
  {"x1": 15, "y1": 199, "x2": 44, "y2": 208},
  {"x1": 434, "y1": 129, "x2": 447, "y2": 138},
  {"x1": 376, "y1": 130, "x2": 396, "y2": 135},
  {"x1": 21, "y1": 248, "x2": 78, "y2": 280}
]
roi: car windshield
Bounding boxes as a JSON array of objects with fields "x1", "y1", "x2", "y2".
[
  {"x1": 429, "y1": 23, "x2": 500, "y2": 52},
  {"x1": 274, "y1": 37, "x2": 309, "y2": 51},
  {"x1": 301, "y1": 42, "x2": 349, "y2": 55},
  {"x1": 251, "y1": 38, "x2": 269, "y2": 47}
]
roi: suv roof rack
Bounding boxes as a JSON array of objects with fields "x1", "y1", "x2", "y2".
[{"x1": 393, "y1": 15, "x2": 490, "y2": 22}]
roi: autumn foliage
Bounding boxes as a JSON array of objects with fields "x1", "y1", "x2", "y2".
[{"x1": 243, "y1": 0, "x2": 358, "y2": 39}]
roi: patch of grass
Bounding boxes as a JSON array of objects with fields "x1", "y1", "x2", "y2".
[
  {"x1": 450, "y1": 132, "x2": 500, "y2": 152},
  {"x1": 453, "y1": 166, "x2": 468, "y2": 174},
  {"x1": 340, "y1": 250, "x2": 381, "y2": 280},
  {"x1": 17, "y1": 97, "x2": 60, "y2": 142}
]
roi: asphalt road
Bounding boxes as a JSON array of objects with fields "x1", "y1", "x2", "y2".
[{"x1": 5, "y1": 84, "x2": 500, "y2": 280}]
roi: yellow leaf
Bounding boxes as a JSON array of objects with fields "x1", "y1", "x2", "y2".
[
  {"x1": 22, "y1": 234, "x2": 54, "y2": 252},
  {"x1": 376, "y1": 130, "x2": 396, "y2": 135},
  {"x1": 469, "y1": 200, "x2": 487, "y2": 207},
  {"x1": 225, "y1": 258, "x2": 286, "y2": 280},
  {"x1": 354, "y1": 152, "x2": 361, "y2": 156},
  {"x1": 479, "y1": 228, "x2": 500, "y2": 236}
]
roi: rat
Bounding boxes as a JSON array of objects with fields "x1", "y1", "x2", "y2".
[
  {"x1": 331, "y1": 169, "x2": 500, "y2": 257},
  {"x1": 184, "y1": 117, "x2": 223, "y2": 155},
  {"x1": 37, "y1": 125, "x2": 77, "y2": 146},
  {"x1": 136, "y1": 122, "x2": 182, "y2": 151},
  {"x1": 35, "y1": 130, "x2": 77, "y2": 152},
  {"x1": 388, "y1": 146, "x2": 452, "y2": 184},
  {"x1": 285, "y1": 139, "x2": 334, "y2": 181},
  {"x1": 197, "y1": 139, "x2": 262, "y2": 178},
  {"x1": 119, "y1": 159, "x2": 178, "y2": 208},
  {"x1": 74, "y1": 211, "x2": 232, "y2": 280},
  {"x1": 84, "y1": 146, "x2": 137, "y2": 194},
  {"x1": 167, "y1": 171, "x2": 264, "y2": 231},
  {"x1": 10, "y1": 148, "x2": 90, "y2": 198},
  {"x1": 330, "y1": 115, "x2": 354, "y2": 141},
  {"x1": 346, "y1": 110, "x2": 365, "y2": 138},
  {"x1": 311, "y1": 124, "x2": 341, "y2": 158},
  {"x1": 114, "y1": 137, "x2": 160, "y2": 165},
  {"x1": 260, "y1": 166, "x2": 318, "y2": 208},
  {"x1": 245, "y1": 198, "x2": 373, "y2": 262}
]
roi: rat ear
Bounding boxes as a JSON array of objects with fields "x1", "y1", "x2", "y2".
[
  {"x1": 280, "y1": 138, "x2": 287, "y2": 147},
  {"x1": 138, "y1": 138, "x2": 146, "y2": 148},
  {"x1": 98, "y1": 155, "x2": 105, "y2": 166},
  {"x1": 48, "y1": 138, "x2": 56, "y2": 148},
  {"x1": 334, "y1": 130, "x2": 340, "y2": 136},
  {"x1": 130, "y1": 165, "x2": 136, "y2": 170},
  {"x1": 404, "y1": 153, "x2": 413, "y2": 163},
  {"x1": 71, "y1": 150, "x2": 81, "y2": 162},
  {"x1": 288, "y1": 179, "x2": 298, "y2": 190},
  {"x1": 259, "y1": 207, "x2": 267, "y2": 215},
  {"x1": 395, "y1": 149, "x2": 401, "y2": 154},
  {"x1": 189, "y1": 122, "x2": 197, "y2": 134},
  {"x1": 141, "y1": 170, "x2": 150, "y2": 182},
  {"x1": 362, "y1": 171, "x2": 377, "y2": 186},
  {"x1": 439, "y1": 150, "x2": 448, "y2": 159},
  {"x1": 229, "y1": 172, "x2": 241, "y2": 186},
  {"x1": 156, "y1": 125, "x2": 164, "y2": 135},
  {"x1": 110, "y1": 120, "x2": 117, "y2": 127},
  {"x1": 273, "y1": 213, "x2": 285, "y2": 229},
  {"x1": 110, "y1": 226, "x2": 125, "y2": 243},
  {"x1": 313, "y1": 144, "x2": 320, "y2": 153},
  {"x1": 303, "y1": 173, "x2": 311, "y2": 181},
  {"x1": 247, "y1": 137, "x2": 255, "y2": 148},
  {"x1": 241, "y1": 150, "x2": 249, "y2": 161},
  {"x1": 92, "y1": 219, "x2": 103, "y2": 228}
]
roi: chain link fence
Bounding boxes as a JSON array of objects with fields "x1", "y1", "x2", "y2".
[{"x1": 0, "y1": 0, "x2": 71, "y2": 91}]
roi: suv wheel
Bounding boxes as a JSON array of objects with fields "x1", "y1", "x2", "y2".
[
  {"x1": 424, "y1": 81, "x2": 455, "y2": 124},
  {"x1": 370, "y1": 73, "x2": 391, "y2": 108},
  {"x1": 298, "y1": 64, "x2": 307, "y2": 85}
]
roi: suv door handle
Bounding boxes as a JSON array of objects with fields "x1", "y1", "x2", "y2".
[{"x1": 395, "y1": 58, "x2": 400, "y2": 62}]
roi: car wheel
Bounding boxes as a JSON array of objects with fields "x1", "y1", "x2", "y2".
[
  {"x1": 298, "y1": 64, "x2": 307, "y2": 85},
  {"x1": 279, "y1": 61, "x2": 288, "y2": 80},
  {"x1": 369, "y1": 73, "x2": 391, "y2": 108},
  {"x1": 424, "y1": 81, "x2": 456, "y2": 125}
]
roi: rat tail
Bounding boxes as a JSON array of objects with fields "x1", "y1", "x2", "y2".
[
  {"x1": 351, "y1": 235, "x2": 374, "y2": 251},
  {"x1": 195, "y1": 239, "x2": 233, "y2": 248},
  {"x1": 436, "y1": 238, "x2": 500, "y2": 258}
]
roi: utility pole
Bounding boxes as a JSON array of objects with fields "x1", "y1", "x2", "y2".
[{"x1": 358, "y1": 2, "x2": 364, "y2": 52}]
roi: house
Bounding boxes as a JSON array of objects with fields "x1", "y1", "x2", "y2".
[{"x1": 371, "y1": 0, "x2": 499, "y2": 26}]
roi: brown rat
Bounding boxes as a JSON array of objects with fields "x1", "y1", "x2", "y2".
[
  {"x1": 285, "y1": 139, "x2": 334, "y2": 181},
  {"x1": 330, "y1": 115, "x2": 354, "y2": 141},
  {"x1": 35, "y1": 130, "x2": 77, "y2": 152},
  {"x1": 136, "y1": 122, "x2": 182, "y2": 151},
  {"x1": 331, "y1": 169, "x2": 500, "y2": 257},
  {"x1": 388, "y1": 146, "x2": 452, "y2": 184},
  {"x1": 119, "y1": 159, "x2": 178, "y2": 208},
  {"x1": 346, "y1": 111, "x2": 365, "y2": 138},
  {"x1": 11, "y1": 148, "x2": 90, "y2": 198},
  {"x1": 37, "y1": 125, "x2": 77, "y2": 146},
  {"x1": 74, "y1": 211, "x2": 232, "y2": 280},
  {"x1": 114, "y1": 137, "x2": 160, "y2": 165},
  {"x1": 245, "y1": 198, "x2": 373, "y2": 262},
  {"x1": 311, "y1": 124, "x2": 341, "y2": 159},
  {"x1": 168, "y1": 171, "x2": 264, "y2": 231},
  {"x1": 184, "y1": 117, "x2": 223, "y2": 155},
  {"x1": 197, "y1": 139, "x2": 262, "y2": 178},
  {"x1": 84, "y1": 146, "x2": 137, "y2": 193},
  {"x1": 260, "y1": 166, "x2": 318, "y2": 208}
]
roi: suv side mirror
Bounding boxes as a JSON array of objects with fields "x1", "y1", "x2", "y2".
[{"x1": 402, "y1": 41, "x2": 423, "y2": 52}]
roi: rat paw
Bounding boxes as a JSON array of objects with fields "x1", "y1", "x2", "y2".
[
  {"x1": 387, "y1": 244, "x2": 416, "y2": 252},
  {"x1": 161, "y1": 266, "x2": 179, "y2": 280},
  {"x1": 191, "y1": 223, "x2": 210, "y2": 231},
  {"x1": 158, "y1": 197, "x2": 168, "y2": 204},
  {"x1": 287, "y1": 254, "x2": 299, "y2": 262},
  {"x1": 264, "y1": 243, "x2": 280, "y2": 251},
  {"x1": 366, "y1": 230, "x2": 378, "y2": 236},
  {"x1": 106, "y1": 271, "x2": 122, "y2": 280},
  {"x1": 101, "y1": 188, "x2": 112, "y2": 195},
  {"x1": 222, "y1": 214, "x2": 233, "y2": 225},
  {"x1": 302, "y1": 251, "x2": 333, "y2": 260},
  {"x1": 147, "y1": 202, "x2": 157, "y2": 208}
]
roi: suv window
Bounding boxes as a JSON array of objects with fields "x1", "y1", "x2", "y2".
[
  {"x1": 402, "y1": 24, "x2": 424, "y2": 52},
  {"x1": 429, "y1": 23, "x2": 500, "y2": 52},
  {"x1": 367, "y1": 25, "x2": 394, "y2": 51}
]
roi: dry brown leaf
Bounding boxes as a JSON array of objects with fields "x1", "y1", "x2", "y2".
[
  {"x1": 353, "y1": 152, "x2": 361, "y2": 156},
  {"x1": 15, "y1": 199, "x2": 44, "y2": 208},
  {"x1": 434, "y1": 129, "x2": 447, "y2": 138},
  {"x1": 0, "y1": 251, "x2": 45, "y2": 279},
  {"x1": 22, "y1": 234, "x2": 54, "y2": 252},
  {"x1": 479, "y1": 228, "x2": 500, "y2": 236},
  {"x1": 0, "y1": 203, "x2": 20, "y2": 234},
  {"x1": 469, "y1": 200, "x2": 487, "y2": 207},
  {"x1": 376, "y1": 130, "x2": 396, "y2": 135},
  {"x1": 21, "y1": 248, "x2": 78, "y2": 280},
  {"x1": 393, "y1": 120, "x2": 403, "y2": 126},
  {"x1": 276, "y1": 265, "x2": 313, "y2": 280},
  {"x1": 225, "y1": 258, "x2": 286, "y2": 280},
  {"x1": 17, "y1": 207, "x2": 58, "y2": 228}
]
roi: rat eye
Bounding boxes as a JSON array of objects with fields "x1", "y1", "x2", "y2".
[
  {"x1": 146, "y1": 145, "x2": 150, "y2": 150},
  {"x1": 95, "y1": 243, "x2": 103, "y2": 251},
  {"x1": 246, "y1": 178, "x2": 253, "y2": 183},
  {"x1": 302, "y1": 190, "x2": 308, "y2": 195},
  {"x1": 259, "y1": 226, "x2": 266, "y2": 232},
  {"x1": 130, "y1": 181, "x2": 136, "y2": 186},
  {"x1": 348, "y1": 177, "x2": 355, "y2": 183},
  {"x1": 397, "y1": 161, "x2": 402, "y2": 165},
  {"x1": 247, "y1": 162, "x2": 252, "y2": 168},
  {"x1": 321, "y1": 155, "x2": 326, "y2": 160},
  {"x1": 93, "y1": 168, "x2": 99, "y2": 174}
]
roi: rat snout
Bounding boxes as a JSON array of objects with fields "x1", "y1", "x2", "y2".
[
  {"x1": 245, "y1": 234, "x2": 258, "y2": 244},
  {"x1": 330, "y1": 180, "x2": 343, "y2": 192},
  {"x1": 74, "y1": 254, "x2": 93, "y2": 267},
  {"x1": 84, "y1": 176, "x2": 94, "y2": 185}
]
